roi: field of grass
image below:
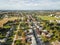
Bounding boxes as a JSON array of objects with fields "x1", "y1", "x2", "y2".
[
  {"x1": 0, "y1": 17, "x2": 19, "y2": 27},
  {"x1": 8, "y1": 17, "x2": 19, "y2": 21},
  {"x1": 3, "y1": 25, "x2": 11, "y2": 28},
  {"x1": 37, "y1": 16, "x2": 60, "y2": 20}
]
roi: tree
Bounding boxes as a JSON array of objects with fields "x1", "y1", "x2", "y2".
[{"x1": 15, "y1": 40, "x2": 22, "y2": 45}]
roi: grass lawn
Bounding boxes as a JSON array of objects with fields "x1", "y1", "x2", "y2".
[
  {"x1": 38, "y1": 16, "x2": 60, "y2": 20},
  {"x1": 3, "y1": 25, "x2": 11, "y2": 29},
  {"x1": 0, "y1": 17, "x2": 19, "y2": 27}
]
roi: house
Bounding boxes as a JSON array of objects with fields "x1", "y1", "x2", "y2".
[
  {"x1": 56, "y1": 20, "x2": 60, "y2": 23},
  {"x1": 49, "y1": 14, "x2": 54, "y2": 17},
  {"x1": 42, "y1": 30, "x2": 48, "y2": 35},
  {"x1": 51, "y1": 40, "x2": 60, "y2": 45},
  {"x1": 50, "y1": 20, "x2": 55, "y2": 23},
  {"x1": 41, "y1": 32, "x2": 46, "y2": 36},
  {"x1": 55, "y1": 16, "x2": 59, "y2": 18},
  {"x1": 46, "y1": 33, "x2": 53, "y2": 38},
  {"x1": 29, "y1": 29, "x2": 33, "y2": 33}
]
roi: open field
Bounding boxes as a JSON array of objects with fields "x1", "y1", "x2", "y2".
[
  {"x1": 8, "y1": 17, "x2": 19, "y2": 21},
  {"x1": 37, "y1": 16, "x2": 60, "y2": 20},
  {"x1": 0, "y1": 17, "x2": 19, "y2": 27}
]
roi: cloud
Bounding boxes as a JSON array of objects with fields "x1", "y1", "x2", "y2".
[{"x1": 0, "y1": 0, "x2": 60, "y2": 10}]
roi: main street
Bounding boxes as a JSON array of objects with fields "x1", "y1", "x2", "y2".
[
  {"x1": 30, "y1": 15, "x2": 45, "y2": 45},
  {"x1": 27, "y1": 15, "x2": 37, "y2": 45}
]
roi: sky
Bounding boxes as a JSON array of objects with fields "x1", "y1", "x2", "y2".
[{"x1": 0, "y1": 0, "x2": 60, "y2": 10}]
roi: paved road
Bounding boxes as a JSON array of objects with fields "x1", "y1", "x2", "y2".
[
  {"x1": 27, "y1": 15, "x2": 37, "y2": 45},
  {"x1": 33, "y1": 29, "x2": 44, "y2": 45},
  {"x1": 31, "y1": 35, "x2": 37, "y2": 45},
  {"x1": 30, "y1": 15, "x2": 45, "y2": 45}
]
